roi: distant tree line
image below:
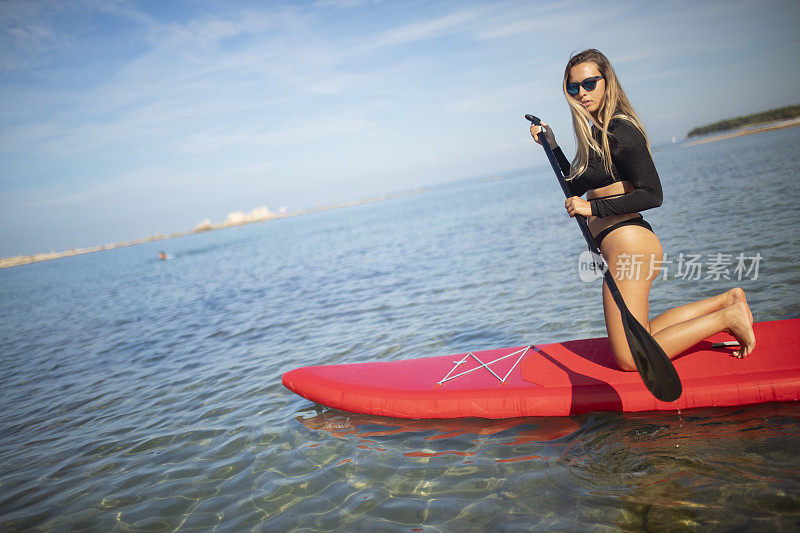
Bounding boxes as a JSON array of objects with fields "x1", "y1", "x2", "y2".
[{"x1": 687, "y1": 104, "x2": 800, "y2": 138}]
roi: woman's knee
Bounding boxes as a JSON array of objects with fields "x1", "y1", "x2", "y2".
[
  {"x1": 606, "y1": 329, "x2": 638, "y2": 371},
  {"x1": 612, "y1": 347, "x2": 638, "y2": 372}
]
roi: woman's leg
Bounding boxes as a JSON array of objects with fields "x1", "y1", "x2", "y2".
[
  {"x1": 600, "y1": 226, "x2": 755, "y2": 371},
  {"x1": 649, "y1": 287, "x2": 752, "y2": 335},
  {"x1": 600, "y1": 225, "x2": 662, "y2": 371},
  {"x1": 651, "y1": 302, "x2": 755, "y2": 360}
]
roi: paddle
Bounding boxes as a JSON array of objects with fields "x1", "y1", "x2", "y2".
[{"x1": 525, "y1": 114, "x2": 682, "y2": 402}]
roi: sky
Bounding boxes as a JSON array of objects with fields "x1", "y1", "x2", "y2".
[{"x1": 1, "y1": 0, "x2": 799, "y2": 257}]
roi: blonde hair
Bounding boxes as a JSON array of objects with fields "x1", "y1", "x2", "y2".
[{"x1": 562, "y1": 49, "x2": 649, "y2": 179}]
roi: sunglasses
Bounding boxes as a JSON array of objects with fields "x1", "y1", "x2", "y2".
[{"x1": 566, "y1": 76, "x2": 604, "y2": 95}]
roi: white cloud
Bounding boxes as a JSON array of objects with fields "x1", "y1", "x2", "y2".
[
  {"x1": 176, "y1": 117, "x2": 379, "y2": 154},
  {"x1": 2, "y1": 0, "x2": 799, "y2": 255},
  {"x1": 313, "y1": 0, "x2": 378, "y2": 9},
  {"x1": 444, "y1": 80, "x2": 543, "y2": 115},
  {"x1": 0, "y1": 0, "x2": 67, "y2": 71},
  {"x1": 654, "y1": 111, "x2": 687, "y2": 121},
  {"x1": 362, "y1": 5, "x2": 491, "y2": 49},
  {"x1": 489, "y1": 138, "x2": 530, "y2": 155}
]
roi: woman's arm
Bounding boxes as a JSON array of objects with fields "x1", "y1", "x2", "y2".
[
  {"x1": 553, "y1": 146, "x2": 572, "y2": 179},
  {"x1": 530, "y1": 122, "x2": 587, "y2": 199},
  {"x1": 589, "y1": 119, "x2": 663, "y2": 218}
]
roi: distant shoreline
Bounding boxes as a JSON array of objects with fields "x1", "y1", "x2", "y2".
[
  {"x1": 683, "y1": 117, "x2": 800, "y2": 147},
  {"x1": 687, "y1": 104, "x2": 800, "y2": 138},
  {"x1": 14, "y1": 116, "x2": 796, "y2": 270},
  {"x1": 0, "y1": 189, "x2": 426, "y2": 270}
]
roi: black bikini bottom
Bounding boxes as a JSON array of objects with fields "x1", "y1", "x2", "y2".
[{"x1": 593, "y1": 215, "x2": 653, "y2": 248}]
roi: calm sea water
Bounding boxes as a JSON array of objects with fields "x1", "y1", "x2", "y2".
[{"x1": 2, "y1": 128, "x2": 799, "y2": 531}]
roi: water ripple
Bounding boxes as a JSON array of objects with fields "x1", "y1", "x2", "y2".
[{"x1": 1, "y1": 129, "x2": 799, "y2": 530}]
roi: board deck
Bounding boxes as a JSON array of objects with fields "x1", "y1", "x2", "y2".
[{"x1": 282, "y1": 319, "x2": 800, "y2": 419}]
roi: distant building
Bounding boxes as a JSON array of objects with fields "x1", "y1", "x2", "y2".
[{"x1": 195, "y1": 219, "x2": 214, "y2": 232}]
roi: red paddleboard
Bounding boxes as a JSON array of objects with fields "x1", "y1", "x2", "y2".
[{"x1": 282, "y1": 319, "x2": 800, "y2": 419}]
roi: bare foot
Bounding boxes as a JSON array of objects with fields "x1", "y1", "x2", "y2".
[
  {"x1": 726, "y1": 287, "x2": 753, "y2": 325},
  {"x1": 723, "y1": 302, "x2": 756, "y2": 358}
]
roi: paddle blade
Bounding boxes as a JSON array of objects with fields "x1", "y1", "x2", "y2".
[{"x1": 620, "y1": 307, "x2": 682, "y2": 402}]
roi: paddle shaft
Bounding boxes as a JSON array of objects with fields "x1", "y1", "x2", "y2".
[
  {"x1": 525, "y1": 115, "x2": 626, "y2": 309},
  {"x1": 525, "y1": 114, "x2": 683, "y2": 402}
]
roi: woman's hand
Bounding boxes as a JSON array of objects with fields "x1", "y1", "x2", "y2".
[
  {"x1": 530, "y1": 121, "x2": 558, "y2": 148},
  {"x1": 565, "y1": 196, "x2": 592, "y2": 217}
]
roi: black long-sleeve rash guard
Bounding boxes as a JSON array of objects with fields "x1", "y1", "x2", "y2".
[{"x1": 552, "y1": 118, "x2": 663, "y2": 218}]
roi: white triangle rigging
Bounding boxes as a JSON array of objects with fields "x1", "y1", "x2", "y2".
[{"x1": 438, "y1": 345, "x2": 532, "y2": 385}]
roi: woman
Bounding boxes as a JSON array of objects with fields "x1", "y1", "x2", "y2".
[{"x1": 530, "y1": 49, "x2": 755, "y2": 371}]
